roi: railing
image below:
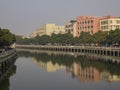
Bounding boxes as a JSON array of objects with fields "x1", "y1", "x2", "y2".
[
  {"x1": 0, "y1": 49, "x2": 16, "y2": 59},
  {"x1": 15, "y1": 44, "x2": 120, "y2": 50}
]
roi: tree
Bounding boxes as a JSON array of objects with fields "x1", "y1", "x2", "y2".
[
  {"x1": 78, "y1": 32, "x2": 92, "y2": 44},
  {"x1": 91, "y1": 31, "x2": 108, "y2": 45},
  {"x1": 0, "y1": 28, "x2": 16, "y2": 48},
  {"x1": 37, "y1": 35, "x2": 51, "y2": 45},
  {"x1": 107, "y1": 29, "x2": 120, "y2": 45}
]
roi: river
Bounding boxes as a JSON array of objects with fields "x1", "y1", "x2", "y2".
[{"x1": 0, "y1": 50, "x2": 120, "y2": 90}]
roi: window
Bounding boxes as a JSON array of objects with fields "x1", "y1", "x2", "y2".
[
  {"x1": 91, "y1": 20, "x2": 93, "y2": 23},
  {"x1": 106, "y1": 21, "x2": 108, "y2": 24},
  {"x1": 88, "y1": 21, "x2": 90, "y2": 24},
  {"x1": 110, "y1": 20, "x2": 112, "y2": 24},
  {"x1": 91, "y1": 26, "x2": 93, "y2": 28},
  {"x1": 116, "y1": 26, "x2": 119, "y2": 29},
  {"x1": 116, "y1": 20, "x2": 120, "y2": 24},
  {"x1": 101, "y1": 21, "x2": 108, "y2": 25},
  {"x1": 104, "y1": 26, "x2": 106, "y2": 29},
  {"x1": 79, "y1": 22, "x2": 81, "y2": 25}
]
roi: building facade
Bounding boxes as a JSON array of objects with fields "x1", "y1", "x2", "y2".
[
  {"x1": 76, "y1": 16, "x2": 100, "y2": 37},
  {"x1": 44, "y1": 24, "x2": 66, "y2": 36},
  {"x1": 30, "y1": 24, "x2": 66, "y2": 38},
  {"x1": 30, "y1": 28, "x2": 45, "y2": 38},
  {"x1": 65, "y1": 20, "x2": 77, "y2": 37},
  {"x1": 100, "y1": 16, "x2": 120, "y2": 31}
]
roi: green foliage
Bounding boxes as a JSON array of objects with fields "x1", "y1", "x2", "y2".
[
  {"x1": 18, "y1": 51, "x2": 120, "y2": 75},
  {"x1": 50, "y1": 33, "x2": 74, "y2": 45},
  {"x1": 79, "y1": 32, "x2": 92, "y2": 44},
  {"x1": 0, "y1": 28, "x2": 16, "y2": 47},
  {"x1": 107, "y1": 29, "x2": 120, "y2": 44},
  {"x1": 35, "y1": 35, "x2": 51, "y2": 45},
  {"x1": 15, "y1": 29, "x2": 120, "y2": 46},
  {"x1": 91, "y1": 31, "x2": 108, "y2": 43},
  {"x1": 16, "y1": 32, "x2": 76, "y2": 45},
  {"x1": 15, "y1": 35, "x2": 31, "y2": 45}
]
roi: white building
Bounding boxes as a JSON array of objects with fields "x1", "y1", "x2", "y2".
[
  {"x1": 100, "y1": 16, "x2": 120, "y2": 31},
  {"x1": 30, "y1": 28, "x2": 45, "y2": 38},
  {"x1": 30, "y1": 24, "x2": 66, "y2": 38},
  {"x1": 44, "y1": 24, "x2": 66, "y2": 36},
  {"x1": 65, "y1": 20, "x2": 77, "y2": 37}
]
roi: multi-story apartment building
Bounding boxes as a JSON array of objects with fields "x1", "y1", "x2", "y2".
[
  {"x1": 76, "y1": 16, "x2": 100, "y2": 37},
  {"x1": 44, "y1": 24, "x2": 66, "y2": 36},
  {"x1": 65, "y1": 20, "x2": 77, "y2": 37},
  {"x1": 100, "y1": 16, "x2": 120, "y2": 31},
  {"x1": 30, "y1": 28, "x2": 45, "y2": 38},
  {"x1": 30, "y1": 24, "x2": 66, "y2": 38}
]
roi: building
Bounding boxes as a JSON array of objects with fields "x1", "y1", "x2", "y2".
[
  {"x1": 30, "y1": 24, "x2": 66, "y2": 38},
  {"x1": 76, "y1": 16, "x2": 100, "y2": 37},
  {"x1": 65, "y1": 20, "x2": 77, "y2": 37},
  {"x1": 30, "y1": 28, "x2": 45, "y2": 38},
  {"x1": 100, "y1": 16, "x2": 120, "y2": 31},
  {"x1": 43, "y1": 24, "x2": 66, "y2": 36}
]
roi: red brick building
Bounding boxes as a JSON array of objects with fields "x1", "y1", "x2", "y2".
[{"x1": 76, "y1": 16, "x2": 100, "y2": 37}]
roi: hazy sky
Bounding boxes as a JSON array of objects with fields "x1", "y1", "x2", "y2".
[{"x1": 0, "y1": 0, "x2": 120, "y2": 36}]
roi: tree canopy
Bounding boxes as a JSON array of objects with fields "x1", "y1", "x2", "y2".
[
  {"x1": 16, "y1": 29, "x2": 120, "y2": 46},
  {"x1": 107, "y1": 29, "x2": 120, "y2": 44},
  {"x1": 78, "y1": 32, "x2": 92, "y2": 44},
  {"x1": 0, "y1": 28, "x2": 16, "y2": 48}
]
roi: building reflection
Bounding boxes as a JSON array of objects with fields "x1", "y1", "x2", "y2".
[
  {"x1": 32, "y1": 58, "x2": 65, "y2": 72},
  {"x1": 101, "y1": 71, "x2": 120, "y2": 82},
  {"x1": 66, "y1": 62, "x2": 100, "y2": 82},
  {"x1": 67, "y1": 62, "x2": 120, "y2": 82},
  {"x1": 17, "y1": 50, "x2": 120, "y2": 82}
]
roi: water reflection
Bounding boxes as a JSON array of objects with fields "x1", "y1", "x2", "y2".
[
  {"x1": 17, "y1": 50, "x2": 120, "y2": 83},
  {"x1": 0, "y1": 56, "x2": 17, "y2": 90},
  {"x1": 67, "y1": 62, "x2": 120, "y2": 82},
  {"x1": 32, "y1": 60, "x2": 65, "y2": 72}
]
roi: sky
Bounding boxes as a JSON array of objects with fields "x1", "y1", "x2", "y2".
[{"x1": 0, "y1": 0, "x2": 120, "y2": 36}]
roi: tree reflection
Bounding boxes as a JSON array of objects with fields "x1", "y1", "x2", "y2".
[
  {"x1": 0, "y1": 57, "x2": 17, "y2": 90},
  {"x1": 17, "y1": 50, "x2": 120, "y2": 82}
]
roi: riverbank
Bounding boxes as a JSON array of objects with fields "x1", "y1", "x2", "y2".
[
  {"x1": 15, "y1": 44, "x2": 120, "y2": 57},
  {"x1": 0, "y1": 48, "x2": 16, "y2": 58},
  {"x1": 0, "y1": 48, "x2": 17, "y2": 76},
  {"x1": 0, "y1": 49, "x2": 16, "y2": 65}
]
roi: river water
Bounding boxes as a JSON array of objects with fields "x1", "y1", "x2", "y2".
[{"x1": 0, "y1": 50, "x2": 120, "y2": 90}]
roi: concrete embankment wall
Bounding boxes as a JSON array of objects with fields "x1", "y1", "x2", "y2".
[
  {"x1": 0, "y1": 49, "x2": 17, "y2": 75},
  {"x1": 15, "y1": 45, "x2": 120, "y2": 57}
]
